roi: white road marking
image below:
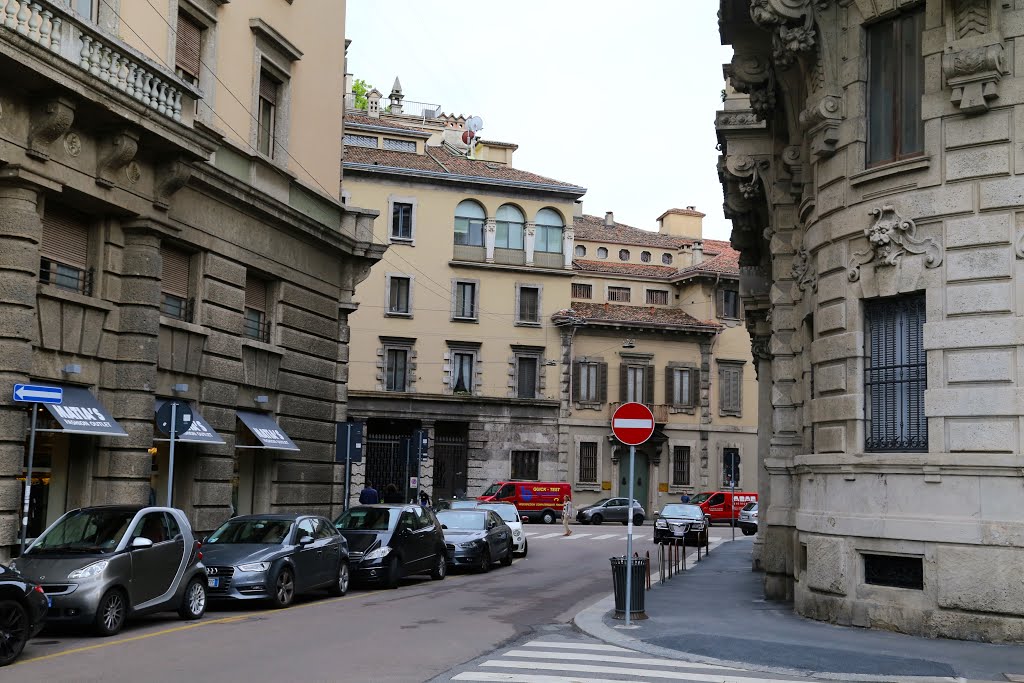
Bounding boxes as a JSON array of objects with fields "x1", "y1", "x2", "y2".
[
  {"x1": 591, "y1": 534, "x2": 619, "y2": 540},
  {"x1": 480, "y1": 660, "x2": 813, "y2": 683},
  {"x1": 454, "y1": 672, "x2": 643, "y2": 683},
  {"x1": 519, "y1": 641, "x2": 633, "y2": 653},
  {"x1": 565, "y1": 533, "x2": 592, "y2": 540},
  {"x1": 533, "y1": 532, "x2": 562, "y2": 539},
  {"x1": 503, "y1": 650, "x2": 730, "y2": 671}
]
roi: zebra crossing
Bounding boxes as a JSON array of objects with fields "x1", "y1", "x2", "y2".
[
  {"x1": 525, "y1": 530, "x2": 730, "y2": 546},
  {"x1": 447, "y1": 638, "x2": 837, "y2": 683}
]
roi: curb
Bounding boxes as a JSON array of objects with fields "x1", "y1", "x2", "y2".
[{"x1": 571, "y1": 541, "x2": 969, "y2": 683}]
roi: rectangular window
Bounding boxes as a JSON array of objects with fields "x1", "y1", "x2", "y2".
[
  {"x1": 864, "y1": 295, "x2": 927, "y2": 452},
  {"x1": 391, "y1": 203, "x2": 413, "y2": 240},
  {"x1": 717, "y1": 288, "x2": 740, "y2": 319},
  {"x1": 577, "y1": 362, "x2": 600, "y2": 402},
  {"x1": 382, "y1": 138, "x2": 416, "y2": 152},
  {"x1": 510, "y1": 450, "x2": 540, "y2": 480},
  {"x1": 244, "y1": 275, "x2": 269, "y2": 342},
  {"x1": 453, "y1": 281, "x2": 477, "y2": 320},
  {"x1": 579, "y1": 442, "x2": 598, "y2": 484},
  {"x1": 257, "y1": 70, "x2": 279, "y2": 158},
  {"x1": 535, "y1": 226, "x2": 562, "y2": 253},
  {"x1": 74, "y1": 0, "x2": 97, "y2": 21},
  {"x1": 516, "y1": 356, "x2": 538, "y2": 399},
  {"x1": 669, "y1": 367, "x2": 695, "y2": 407},
  {"x1": 175, "y1": 12, "x2": 203, "y2": 85},
  {"x1": 454, "y1": 217, "x2": 484, "y2": 246},
  {"x1": 627, "y1": 366, "x2": 646, "y2": 403},
  {"x1": 572, "y1": 283, "x2": 593, "y2": 299},
  {"x1": 646, "y1": 290, "x2": 669, "y2": 305},
  {"x1": 719, "y1": 363, "x2": 743, "y2": 416},
  {"x1": 517, "y1": 286, "x2": 540, "y2": 324},
  {"x1": 722, "y1": 448, "x2": 740, "y2": 487},
  {"x1": 387, "y1": 276, "x2": 410, "y2": 315},
  {"x1": 867, "y1": 9, "x2": 924, "y2": 166},
  {"x1": 40, "y1": 204, "x2": 91, "y2": 295},
  {"x1": 608, "y1": 286, "x2": 631, "y2": 303},
  {"x1": 385, "y1": 348, "x2": 408, "y2": 392},
  {"x1": 452, "y1": 351, "x2": 474, "y2": 394},
  {"x1": 672, "y1": 446, "x2": 690, "y2": 486},
  {"x1": 863, "y1": 553, "x2": 924, "y2": 590},
  {"x1": 343, "y1": 134, "x2": 377, "y2": 148},
  {"x1": 495, "y1": 221, "x2": 524, "y2": 250},
  {"x1": 160, "y1": 246, "x2": 192, "y2": 321}
]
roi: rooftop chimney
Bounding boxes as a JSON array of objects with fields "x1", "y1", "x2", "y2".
[
  {"x1": 366, "y1": 88, "x2": 382, "y2": 119},
  {"x1": 657, "y1": 207, "x2": 704, "y2": 239},
  {"x1": 691, "y1": 240, "x2": 704, "y2": 265},
  {"x1": 604, "y1": 211, "x2": 615, "y2": 227},
  {"x1": 574, "y1": 201, "x2": 583, "y2": 218}
]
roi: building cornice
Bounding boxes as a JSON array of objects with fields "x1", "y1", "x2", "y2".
[{"x1": 344, "y1": 121, "x2": 432, "y2": 139}]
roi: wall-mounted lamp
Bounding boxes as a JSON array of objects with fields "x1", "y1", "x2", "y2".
[
  {"x1": 172, "y1": 383, "x2": 189, "y2": 393},
  {"x1": 622, "y1": 339, "x2": 636, "y2": 350},
  {"x1": 62, "y1": 364, "x2": 82, "y2": 374},
  {"x1": 254, "y1": 395, "x2": 269, "y2": 404}
]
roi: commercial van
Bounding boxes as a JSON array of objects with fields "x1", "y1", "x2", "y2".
[
  {"x1": 689, "y1": 490, "x2": 758, "y2": 525},
  {"x1": 477, "y1": 481, "x2": 571, "y2": 524}
]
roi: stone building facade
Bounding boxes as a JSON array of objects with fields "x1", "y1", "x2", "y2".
[
  {"x1": 717, "y1": 0, "x2": 1024, "y2": 641},
  {"x1": 0, "y1": 0, "x2": 381, "y2": 559}
]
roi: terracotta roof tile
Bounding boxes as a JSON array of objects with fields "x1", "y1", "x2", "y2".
[
  {"x1": 344, "y1": 145, "x2": 447, "y2": 173},
  {"x1": 425, "y1": 146, "x2": 583, "y2": 189},
  {"x1": 675, "y1": 250, "x2": 740, "y2": 278},
  {"x1": 574, "y1": 215, "x2": 683, "y2": 249},
  {"x1": 345, "y1": 113, "x2": 422, "y2": 132},
  {"x1": 556, "y1": 302, "x2": 721, "y2": 330},
  {"x1": 573, "y1": 260, "x2": 678, "y2": 278}
]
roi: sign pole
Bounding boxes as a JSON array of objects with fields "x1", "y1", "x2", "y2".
[
  {"x1": 167, "y1": 402, "x2": 177, "y2": 507},
  {"x1": 730, "y1": 452, "x2": 736, "y2": 543},
  {"x1": 403, "y1": 438, "x2": 411, "y2": 504},
  {"x1": 19, "y1": 403, "x2": 39, "y2": 554},
  {"x1": 625, "y1": 444, "x2": 635, "y2": 627},
  {"x1": 343, "y1": 423, "x2": 352, "y2": 513}
]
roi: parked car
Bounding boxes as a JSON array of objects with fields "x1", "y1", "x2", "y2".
[
  {"x1": 334, "y1": 505, "x2": 447, "y2": 588},
  {"x1": 435, "y1": 500, "x2": 480, "y2": 512},
  {"x1": 0, "y1": 563, "x2": 49, "y2": 666},
  {"x1": 477, "y1": 502, "x2": 527, "y2": 556},
  {"x1": 738, "y1": 502, "x2": 758, "y2": 536},
  {"x1": 477, "y1": 481, "x2": 571, "y2": 524},
  {"x1": 202, "y1": 514, "x2": 348, "y2": 608},
  {"x1": 575, "y1": 498, "x2": 646, "y2": 526},
  {"x1": 8, "y1": 506, "x2": 206, "y2": 636},
  {"x1": 437, "y1": 509, "x2": 513, "y2": 572},
  {"x1": 689, "y1": 491, "x2": 758, "y2": 525},
  {"x1": 654, "y1": 504, "x2": 708, "y2": 546}
]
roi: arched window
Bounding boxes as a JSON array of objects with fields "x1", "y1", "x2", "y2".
[
  {"x1": 454, "y1": 200, "x2": 486, "y2": 247},
  {"x1": 597, "y1": 247, "x2": 608, "y2": 259},
  {"x1": 619, "y1": 249, "x2": 630, "y2": 261},
  {"x1": 495, "y1": 204, "x2": 525, "y2": 250},
  {"x1": 641, "y1": 251, "x2": 651, "y2": 263},
  {"x1": 534, "y1": 208, "x2": 564, "y2": 254},
  {"x1": 662, "y1": 253, "x2": 673, "y2": 265},
  {"x1": 574, "y1": 244, "x2": 586, "y2": 258}
]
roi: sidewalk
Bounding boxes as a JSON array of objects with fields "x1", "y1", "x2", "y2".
[{"x1": 574, "y1": 538, "x2": 1024, "y2": 681}]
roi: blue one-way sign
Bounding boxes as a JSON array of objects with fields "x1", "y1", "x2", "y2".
[{"x1": 13, "y1": 384, "x2": 63, "y2": 404}]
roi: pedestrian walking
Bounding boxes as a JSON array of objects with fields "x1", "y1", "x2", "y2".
[
  {"x1": 562, "y1": 497, "x2": 573, "y2": 536},
  {"x1": 359, "y1": 482, "x2": 379, "y2": 505},
  {"x1": 381, "y1": 483, "x2": 404, "y2": 504},
  {"x1": 680, "y1": 494, "x2": 691, "y2": 504},
  {"x1": 419, "y1": 490, "x2": 431, "y2": 509}
]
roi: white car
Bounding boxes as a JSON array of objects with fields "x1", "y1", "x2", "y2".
[{"x1": 478, "y1": 503, "x2": 528, "y2": 557}]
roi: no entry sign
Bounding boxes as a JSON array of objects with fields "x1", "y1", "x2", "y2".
[{"x1": 611, "y1": 402, "x2": 655, "y2": 446}]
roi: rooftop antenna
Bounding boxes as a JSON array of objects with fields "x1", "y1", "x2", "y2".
[{"x1": 464, "y1": 116, "x2": 483, "y2": 159}]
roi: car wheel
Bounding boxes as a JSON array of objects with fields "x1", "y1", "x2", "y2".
[
  {"x1": 93, "y1": 589, "x2": 127, "y2": 637},
  {"x1": 385, "y1": 555, "x2": 401, "y2": 589},
  {"x1": 633, "y1": 514, "x2": 644, "y2": 526},
  {"x1": 0, "y1": 599, "x2": 29, "y2": 666},
  {"x1": 271, "y1": 567, "x2": 295, "y2": 608},
  {"x1": 520, "y1": 539, "x2": 528, "y2": 557},
  {"x1": 500, "y1": 541, "x2": 513, "y2": 566},
  {"x1": 430, "y1": 551, "x2": 447, "y2": 581},
  {"x1": 742, "y1": 527, "x2": 756, "y2": 536},
  {"x1": 591, "y1": 514, "x2": 603, "y2": 525},
  {"x1": 477, "y1": 547, "x2": 491, "y2": 573},
  {"x1": 541, "y1": 510, "x2": 555, "y2": 525},
  {"x1": 327, "y1": 561, "x2": 350, "y2": 596},
  {"x1": 177, "y1": 576, "x2": 207, "y2": 620}
]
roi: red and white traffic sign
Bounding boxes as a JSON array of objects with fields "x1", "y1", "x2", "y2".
[{"x1": 611, "y1": 402, "x2": 655, "y2": 446}]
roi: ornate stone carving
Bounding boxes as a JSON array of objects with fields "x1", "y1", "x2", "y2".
[
  {"x1": 792, "y1": 245, "x2": 818, "y2": 292},
  {"x1": 726, "y1": 154, "x2": 769, "y2": 201},
  {"x1": 153, "y1": 157, "x2": 192, "y2": 210},
  {"x1": 63, "y1": 132, "x2": 82, "y2": 157},
  {"x1": 848, "y1": 205, "x2": 943, "y2": 281},
  {"x1": 125, "y1": 161, "x2": 142, "y2": 184},
  {"x1": 27, "y1": 96, "x2": 76, "y2": 161},
  {"x1": 716, "y1": 111, "x2": 763, "y2": 128},
  {"x1": 1014, "y1": 228, "x2": 1024, "y2": 260},
  {"x1": 95, "y1": 129, "x2": 140, "y2": 188},
  {"x1": 749, "y1": 0, "x2": 821, "y2": 68},
  {"x1": 799, "y1": 94, "x2": 842, "y2": 158},
  {"x1": 942, "y1": 44, "x2": 1004, "y2": 114},
  {"x1": 953, "y1": 0, "x2": 989, "y2": 40},
  {"x1": 728, "y1": 53, "x2": 776, "y2": 122}
]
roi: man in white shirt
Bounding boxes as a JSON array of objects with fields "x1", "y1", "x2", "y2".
[{"x1": 562, "y1": 497, "x2": 573, "y2": 536}]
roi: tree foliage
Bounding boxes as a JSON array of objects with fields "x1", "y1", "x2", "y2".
[{"x1": 353, "y1": 78, "x2": 372, "y2": 110}]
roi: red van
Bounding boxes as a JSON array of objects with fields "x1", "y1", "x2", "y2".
[
  {"x1": 689, "y1": 490, "x2": 758, "y2": 525},
  {"x1": 478, "y1": 481, "x2": 571, "y2": 524}
]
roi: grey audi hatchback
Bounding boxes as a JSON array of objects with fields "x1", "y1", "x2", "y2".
[{"x1": 9, "y1": 506, "x2": 207, "y2": 636}]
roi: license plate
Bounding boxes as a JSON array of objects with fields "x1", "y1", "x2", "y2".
[{"x1": 207, "y1": 577, "x2": 220, "y2": 588}]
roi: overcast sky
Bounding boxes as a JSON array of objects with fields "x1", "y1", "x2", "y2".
[{"x1": 346, "y1": 1, "x2": 734, "y2": 241}]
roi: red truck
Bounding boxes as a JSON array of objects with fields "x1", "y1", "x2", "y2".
[
  {"x1": 477, "y1": 481, "x2": 571, "y2": 524},
  {"x1": 689, "y1": 490, "x2": 758, "y2": 525}
]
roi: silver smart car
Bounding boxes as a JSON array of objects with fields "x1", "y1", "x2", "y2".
[{"x1": 9, "y1": 505, "x2": 207, "y2": 636}]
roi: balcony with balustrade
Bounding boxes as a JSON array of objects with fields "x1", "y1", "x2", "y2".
[{"x1": 608, "y1": 402, "x2": 669, "y2": 424}]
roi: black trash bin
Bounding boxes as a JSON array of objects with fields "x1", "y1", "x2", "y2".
[{"x1": 610, "y1": 555, "x2": 648, "y2": 620}]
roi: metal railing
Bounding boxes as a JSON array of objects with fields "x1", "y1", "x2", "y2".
[
  {"x1": 609, "y1": 402, "x2": 669, "y2": 423},
  {"x1": 39, "y1": 259, "x2": 93, "y2": 296},
  {"x1": 243, "y1": 316, "x2": 271, "y2": 343}
]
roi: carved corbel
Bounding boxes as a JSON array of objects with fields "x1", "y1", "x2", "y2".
[
  {"x1": 27, "y1": 95, "x2": 76, "y2": 161},
  {"x1": 95, "y1": 129, "x2": 140, "y2": 188},
  {"x1": 799, "y1": 94, "x2": 842, "y2": 159},
  {"x1": 848, "y1": 205, "x2": 943, "y2": 282},
  {"x1": 153, "y1": 157, "x2": 191, "y2": 210},
  {"x1": 791, "y1": 245, "x2": 818, "y2": 295},
  {"x1": 749, "y1": 0, "x2": 822, "y2": 69},
  {"x1": 942, "y1": 44, "x2": 1005, "y2": 114},
  {"x1": 728, "y1": 53, "x2": 776, "y2": 122}
]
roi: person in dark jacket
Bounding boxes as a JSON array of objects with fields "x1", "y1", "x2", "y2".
[
  {"x1": 419, "y1": 490, "x2": 431, "y2": 509},
  {"x1": 381, "y1": 483, "x2": 404, "y2": 504},
  {"x1": 680, "y1": 494, "x2": 691, "y2": 504},
  {"x1": 359, "y1": 482, "x2": 379, "y2": 505}
]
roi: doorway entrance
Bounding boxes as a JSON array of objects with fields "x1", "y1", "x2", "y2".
[{"x1": 618, "y1": 450, "x2": 649, "y2": 512}]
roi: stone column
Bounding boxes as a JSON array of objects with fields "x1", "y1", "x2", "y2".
[
  {"x1": 524, "y1": 222, "x2": 537, "y2": 266},
  {"x1": 562, "y1": 229, "x2": 575, "y2": 269},
  {"x1": 94, "y1": 221, "x2": 164, "y2": 506},
  {"x1": 483, "y1": 218, "x2": 496, "y2": 263},
  {"x1": 0, "y1": 174, "x2": 48, "y2": 559},
  {"x1": 419, "y1": 419, "x2": 435, "y2": 501},
  {"x1": 750, "y1": 332, "x2": 772, "y2": 571}
]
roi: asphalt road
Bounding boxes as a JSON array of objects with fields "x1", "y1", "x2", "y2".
[{"x1": 13, "y1": 524, "x2": 706, "y2": 683}]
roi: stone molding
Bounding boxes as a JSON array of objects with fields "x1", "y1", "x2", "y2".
[
  {"x1": 95, "y1": 128, "x2": 140, "y2": 188},
  {"x1": 942, "y1": 43, "x2": 1005, "y2": 114},
  {"x1": 848, "y1": 205, "x2": 943, "y2": 282},
  {"x1": 27, "y1": 95, "x2": 76, "y2": 161}
]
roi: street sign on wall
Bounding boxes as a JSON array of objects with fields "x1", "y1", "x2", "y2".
[
  {"x1": 611, "y1": 402, "x2": 655, "y2": 446},
  {"x1": 13, "y1": 384, "x2": 62, "y2": 404}
]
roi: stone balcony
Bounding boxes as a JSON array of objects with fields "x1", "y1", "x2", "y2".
[{"x1": 609, "y1": 402, "x2": 669, "y2": 424}]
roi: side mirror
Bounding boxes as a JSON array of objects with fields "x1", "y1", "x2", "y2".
[
  {"x1": 130, "y1": 537, "x2": 154, "y2": 550},
  {"x1": 298, "y1": 535, "x2": 314, "y2": 545},
  {"x1": 441, "y1": 524, "x2": 448, "y2": 530}
]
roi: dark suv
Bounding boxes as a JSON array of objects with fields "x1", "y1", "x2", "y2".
[{"x1": 333, "y1": 505, "x2": 448, "y2": 588}]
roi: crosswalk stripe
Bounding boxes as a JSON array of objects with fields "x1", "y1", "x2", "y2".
[
  {"x1": 503, "y1": 650, "x2": 730, "y2": 670},
  {"x1": 480, "y1": 660, "x2": 811, "y2": 683},
  {"x1": 590, "y1": 533, "x2": 619, "y2": 540},
  {"x1": 454, "y1": 672, "x2": 644, "y2": 683},
  {"x1": 519, "y1": 640, "x2": 632, "y2": 653},
  {"x1": 565, "y1": 533, "x2": 592, "y2": 540},
  {"x1": 533, "y1": 532, "x2": 562, "y2": 539}
]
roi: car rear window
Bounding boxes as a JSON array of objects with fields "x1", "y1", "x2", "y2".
[
  {"x1": 437, "y1": 511, "x2": 487, "y2": 530},
  {"x1": 334, "y1": 508, "x2": 399, "y2": 531}
]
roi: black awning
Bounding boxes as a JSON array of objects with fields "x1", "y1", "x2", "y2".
[
  {"x1": 237, "y1": 410, "x2": 299, "y2": 451},
  {"x1": 153, "y1": 399, "x2": 226, "y2": 445},
  {"x1": 43, "y1": 386, "x2": 128, "y2": 437}
]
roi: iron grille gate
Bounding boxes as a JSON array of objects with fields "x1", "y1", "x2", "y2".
[
  {"x1": 864, "y1": 295, "x2": 927, "y2": 452},
  {"x1": 365, "y1": 432, "x2": 418, "y2": 503},
  {"x1": 433, "y1": 433, "x2": 468, "y2": 501}
]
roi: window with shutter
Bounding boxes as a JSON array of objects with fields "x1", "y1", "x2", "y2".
[
  {"x1": 244, "y1": 275, "x2": 269, "y2": 342},
  {"x1": 608, "y1": 286, "x2": 631, "y2": 303},
  {"x1": 571, "y1": 283, "x2": 592, "y2": 299},
  {"x1": 598, "y1": 362, "x2": 608, "y2": 404},
  {"x1": 40, "y1": 204, "x2": 91, "y2": 295},
  {"x1": 719, "y1": 362, "x2": 744, "y2": 416},
  {"x1": 385, "y1": 348, "x2": 408, "y2": 392},
  {"x1": 668, "y1": 367, "x2": 694, "y2": 407},
  {"x1": 624, "y1": 366, "x2": 647, "y2": 403},
  {"x1": 672, "y1": 446, "x2": 690, "y2": 486},
  {"x1": 160, "y1": 247, "x2": 192, "y2": 320},
  {"x1": 517, "y1": 286, "x2": 540, "y2": 323},
  {"x1": 257, "y1": 70, "x2": 279, "y2": 158},
  {"x1": 646, "y1": 290, "x2": 669, "y2": 305},
  {"x1": 579, "y1": 442, "x2": 598, "y2": 483},
  {"x1": 867, "y1": 9, "x2": 924, "y2": 166},
  {"x1": 516, "y1": 356, "x2": 538, "y2": 399},
  {"x1": 175, "y1": 12, "x2": 202, "y2": 83}
]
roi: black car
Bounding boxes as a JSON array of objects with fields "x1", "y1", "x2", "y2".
[
  {"x1": 334, "y1": 505, "x2": 447, "y2": 588},
  {"x1": 201, "y1": 514, "x2": 349, "y2": 608},
  {"x1": 653, "y1": 503, "x2": 709, "y2": 546},
  {"x1": 0, "y1": 563, "x2": 49, "y2": 666},
  {"x1": 437, "y1": 509, "x2": 514, "y2": 573}
]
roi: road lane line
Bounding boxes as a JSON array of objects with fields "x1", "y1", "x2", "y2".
[
  {"x1": 481, "y1": 660, "x2": 812, "y2": 683},
  {"x1": 503, "y1": 650, "x2": 731, "y2": 670},
  {"x1": 454, "y1": 672, "x2": 643, "y2": 683},
  {"x1": 520, "y1": 640, "x2": 633, "y2": 652}
]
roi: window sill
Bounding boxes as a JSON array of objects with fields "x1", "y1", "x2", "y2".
[
  {"x1": 389, "y1": 236, "x2": 414, "y2": 245},
  {"x1": 514, "y1": 321, "x2": 542, "y2": 328},
  {"x1": 451, "y1": 317, "x2": 479, "y2": 323},
  {"x1": 159, "y1": 316, "x2": 208, "y2": 336},
  {"x1": 385, "y1": 312, "x2": 413, "y2": 319},
  {"x1": 668, "y1": 406, "x2": 696, "y2": 414},
  {"x1": 574, "y1": 402, "x2": 604, "y2": 410},
  {"x1": 242, "y1": 338, "x2": 282, "y2": 355},
  {"x1": 719, "y1": 410, "x2": 742, "y2": 418},
  {"x1": 850, "y1": 155, "x2": 931, "y2": 187},
  {"x1": 37, "y1": 285, "x2": 113, "y2": 311}
]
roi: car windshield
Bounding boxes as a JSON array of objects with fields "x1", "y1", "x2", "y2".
[
  {"x1": 206, "y1": 518, "x2": 292, "y2": 545},
  {"x1": 742, "y1": 502, "x2": 757, "y2": 512},
  {"x1": 479, "y1": 504, "x2": 518, "y2": 522},
  {"x1": 334, "y1": 507, "x2": 399, "y2": 531},
  {"x1": 449, "y1": 501, "x2": 479, "y2": 509},
  {"x1": 661, "y1": 504, "x2": 702, "y2": 518},
  {"x1": 689, "y1": 493, "x2": 712, "y2": 504},
  {"x1": 591, "y1": 498, "x2": 610, "y2": 507},
  {"x1": 437, "y1": 511, "x2": 487, "y2": 530},
  {"x1": 31, "y1": 508, "x2": 137, "y2": 554},
  {"x1": 481, "y1": 483, "x2": 501, "y2": 497}
]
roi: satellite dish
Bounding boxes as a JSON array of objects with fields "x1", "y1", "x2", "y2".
[{"x1": 466, "y1": 116, "x2": 483, "y2": 133}]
